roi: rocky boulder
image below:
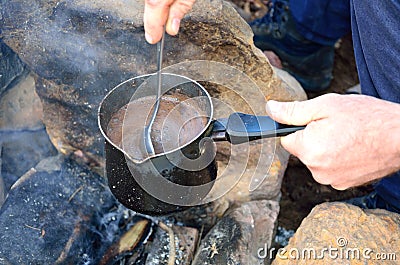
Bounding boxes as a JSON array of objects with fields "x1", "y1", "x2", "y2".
[
  {"x1": 0, "y1": 40, "x2": 27, "y2": 97},
  {"x1": 0, "y1": 155, "x2": 127, "y2": 264},
  {"x1": 272, "y1": 202, "x2": 400, "y2": 265},
  {"x1": 0, "y1": 73, "x2": 43, "y2": 131},
  {"x1": 193, "y1": 200, "x2": 279, "y2": 265}
]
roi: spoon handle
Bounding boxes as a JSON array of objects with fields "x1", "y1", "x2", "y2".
[
  {"x1": 148, "y1": 29, "x2": 165, "y2": 128},
  {"x1": 144, "y1": 29, "x2": 166, "y2": 155}
]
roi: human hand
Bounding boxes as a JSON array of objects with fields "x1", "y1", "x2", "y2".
[
  {"x1": 267, "y1": 93, "x2": 400, "y2": 190},
  {"x1": 144, "y1": 0, "x2": 196, "y2": 44}
]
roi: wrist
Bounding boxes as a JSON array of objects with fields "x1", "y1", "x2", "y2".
[{"x1": 386, "y1": 101, "x2": 400, "y2": 170}]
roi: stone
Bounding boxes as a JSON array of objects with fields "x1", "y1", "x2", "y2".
[
  {"x1": 215, "y1": 141, "x2": 289, "y2": 204},
  {"x1": 0, "y1": 128, "x2": 57, "y2": 180},
  {"x1": 0, "y1": 155, "x2": 127, "y2": 264},
  {"x1": 0, "y1": 40, "x2": 27, "y2": 97},
  {"x1": 0, "y1": 73, "x2": 43, "y2": 131},
  {"x1": 146, "y1": 224, "x2": 200, "y2": 265},
  {"x1": 192, "y1": 200, "x2": 279, "y2": 265},
  {"x1": 272, "y1": 66, "x2": 305, "y2": 99},
  {"x1": 272, "y1": 202, "x2": 400, "y2": 265},
  {"x1": 170, "y1": 142, "x2": 289, "y2": 235}
]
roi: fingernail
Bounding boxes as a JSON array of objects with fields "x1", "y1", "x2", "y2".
[
  {"x1": 171, "y1": 18, "x2": 180, "y2": 35},
  {"x1": 266, "y1": 100, "x2": 280, "y2": 116},
  {"x1": 145, "y1": 32, "x2": 153, "y2": 44}
]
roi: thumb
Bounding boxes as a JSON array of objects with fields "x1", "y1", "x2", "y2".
[{"x1": 266, "y1": 99, "x2": 325, "y2": 126}]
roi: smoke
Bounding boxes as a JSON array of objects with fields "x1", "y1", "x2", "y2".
[{"x1": 23, "y1": 1, "x2": 106, "y2": 81}]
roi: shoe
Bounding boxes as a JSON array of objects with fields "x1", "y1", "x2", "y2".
[
  {"x1": 345, "y1": 191, "x2": 400, "y2": 214},
  {"x1": 345, "y1": 83, "x2": 361, "y2": 94},
  {"x1": 249, "y1": 0, "x2": 334, "y2": 92}
]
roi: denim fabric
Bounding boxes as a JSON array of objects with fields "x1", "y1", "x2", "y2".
[
  {"x1": 290, "y1": 0, "x2": 351, "y2": 46},
  {"x1": 250, "y1": 9, "x2": 335, "y2": 91},
  {"x1": 351, "y1": 0, "x2": 400, "y2": 209}
]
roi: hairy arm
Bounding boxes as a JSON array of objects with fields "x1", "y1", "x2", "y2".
[{"x1": 267, "y1": 93, "x2": 400, "y2": 190}]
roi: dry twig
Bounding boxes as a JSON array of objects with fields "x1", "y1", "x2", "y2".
[
  {"x1": 24, "y1": 224, "x2": 46, "y2": 238},
  {"x1": 159, "y1": 222, "x2": 176, "y2": 265},
  {"x1": 68, "y1": 186, "x2": 83, "y2": 202},
  {"x1": 24, "y1": 224, "x2": 41, "y2": 231}
]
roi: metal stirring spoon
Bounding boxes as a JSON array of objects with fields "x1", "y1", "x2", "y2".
[{"x1": 144, "y1": 29, "x2": 165, "y2": 155}]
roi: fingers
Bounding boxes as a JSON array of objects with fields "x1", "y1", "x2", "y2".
[
  {"x1": 166, "y1": 0, "x2": 195, "y2": 35},
  {"x1": 144, "y1": 0, "x2": 172, "y2": 43},
  {"x1": 144, "y1": 0, "x2": 195, "y2": 44},
  {"x1": 266, "y1": 97, "x2": 327, "y2": 126},
  {"x1": 279, "y1": 129, "x2": 305, "y2": 158},
  {"x1": 266, "y1": 97, "x2": 326, "y2": 158}
]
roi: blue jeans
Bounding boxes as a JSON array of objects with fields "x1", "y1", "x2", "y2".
[{"x1": 289, "y1": 0, "x2": 351, "y2": 46}]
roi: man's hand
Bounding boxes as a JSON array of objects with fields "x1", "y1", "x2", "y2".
[
  {"x1": 144, "y1": 0, "x2": 196, "y2": 44},
  {"x1": 267, "y1": 93, "x2": 400, "y2": 190}
]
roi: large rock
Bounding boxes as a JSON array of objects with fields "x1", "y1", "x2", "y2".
[
  {"x1": 145, "y1": 224, "x2": 200, "y2": 265},
  {"x1": 0, "y1": 155, "x2": 123, "y2": 264},
  {"x1": 272, "y1": 202, "x2": 400, "y2": 265},
  {"x1": 0, "y1": 128, "x2": 57, "y2": 189},
  {"x1": 0, "y1": 73, "x2": 43, "y2": 131},
  {"x1": 192, "y1": 200, "x2": 279, "y2": 265},
  {"x1": 0, "y1": 40, "x2": 27, "y2": 97}
]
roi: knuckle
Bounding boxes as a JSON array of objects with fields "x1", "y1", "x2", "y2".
[
  {"x1": 300, "y1": 152, "x2": 322, "y2": 170},
  {"x1": 322, "y1": 93, "x2": 339, "y2": 101},
  {"x1": 146, "y1": 0, "x2": 167, "y2": 8},
  {"x1": 171, "y1": 0, "x2": 195, "y2": 15},
  {"x1": 300, "y1": 153, "x2": 314, "y2": 166},
  {"x1": 280, "y1": 135, "x2": 297, "y2": 154},
  {"x1": 285, "y1": 101, "x2": 298, "y2": 123},
  {"x1": 179, "y1": 0, "x2": 195, "y2": 9},
  {"x1": 310, "y1": 170, "x2": 331, "y2": 185},
  {"x1": 320, "y1": 93, "x2": 341, "y2": 109},
  {"x1": 331, "y1": 184, "x2": 348, "y2": 191}
]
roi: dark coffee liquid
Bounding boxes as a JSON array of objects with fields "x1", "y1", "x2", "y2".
[{"x1": 106, "y1": 93, "x2": 208, "y2": 161}]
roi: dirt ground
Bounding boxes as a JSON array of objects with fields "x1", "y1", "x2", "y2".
[{"x1": 230, "y1": 0, "x2": 372, "y2": 231}]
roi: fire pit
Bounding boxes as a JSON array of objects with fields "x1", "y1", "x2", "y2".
[{"x1": 0, "y1": 0, "x2": 307, "y2": 264}]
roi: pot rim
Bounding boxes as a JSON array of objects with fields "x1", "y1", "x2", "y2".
[{"x1": 98, "y1": 72, "x2": 214, "y2": 164}]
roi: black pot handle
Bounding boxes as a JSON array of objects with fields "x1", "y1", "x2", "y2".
[{"x1": 211, "y1": 112, "x2": 305, "y2": 144}]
